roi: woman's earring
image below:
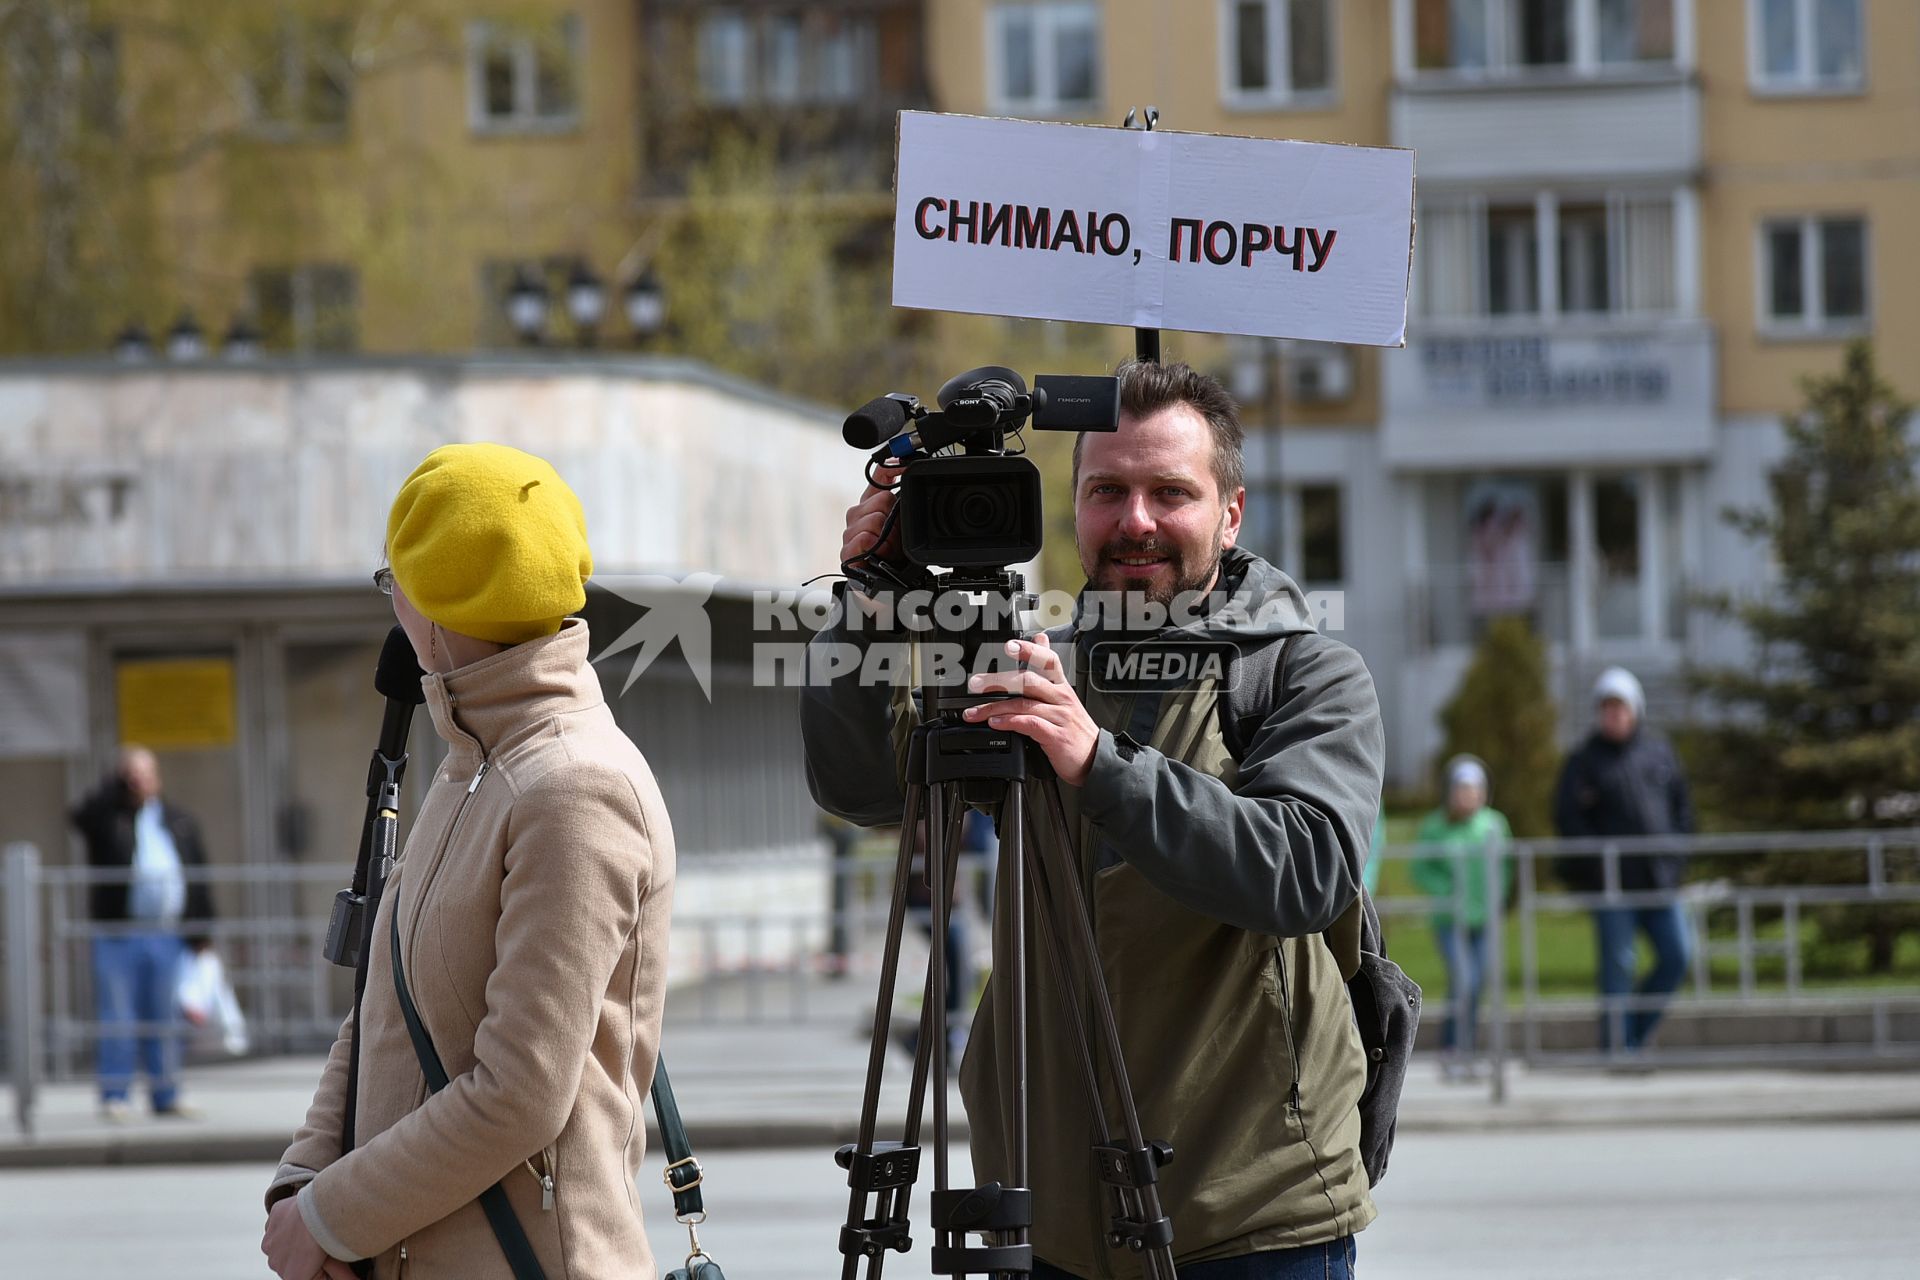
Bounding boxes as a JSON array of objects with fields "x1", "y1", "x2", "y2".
[{"x1": 429, "y1": 624, "x2": 441, "y2": 670}]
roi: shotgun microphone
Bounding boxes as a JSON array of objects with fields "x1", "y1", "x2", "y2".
[
  {"x1": 331, "y1": 625, "x2": 426, "y2": 1164},
  {"x1": 324, "y1": 626, "x2": 425, "y2": 969}
]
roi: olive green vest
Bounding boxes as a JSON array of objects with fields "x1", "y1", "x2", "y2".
[{"x1": 951, "y1": 670, "x2": 1375, "y2": 1279}]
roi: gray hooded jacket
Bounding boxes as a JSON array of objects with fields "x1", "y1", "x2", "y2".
[{"x1": 800, "y1": 547, "x2": 1385, "y2": 1276}]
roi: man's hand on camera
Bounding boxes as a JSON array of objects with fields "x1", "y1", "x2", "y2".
[
  {"x1": 962, "y1": 633, "x2": 1100, "y2": 787},
  {"x1": 840, "y1": 459, "x2": 905, "y2": 569}
]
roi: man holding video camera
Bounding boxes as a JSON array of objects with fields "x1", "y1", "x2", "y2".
[{"x1": 802, "y1": 360, "x2": 1385, "y2": 1279}]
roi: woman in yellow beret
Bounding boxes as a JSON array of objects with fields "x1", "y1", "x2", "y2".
[{"x1": 262, "y1": 443, "x2": 678, "y2": 1280}]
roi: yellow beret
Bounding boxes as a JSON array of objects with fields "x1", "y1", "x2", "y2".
[{"x1": 386, "y1": 443, "x2": 592, "y2": 645}]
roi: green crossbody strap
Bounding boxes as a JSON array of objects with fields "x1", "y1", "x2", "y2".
[
  {"x1": 651, "y1": 1055, "x2": 703, "y2": 1218},
  {"x1": 653, "y1": 1058, "x2": 726, "y2": 1279},
  {"x1": 390, "y1": 903, "x2": 548, "y2": 1280},
  {"x1": 393, "y1": 896, "x2": 723, "y2": 1279}
]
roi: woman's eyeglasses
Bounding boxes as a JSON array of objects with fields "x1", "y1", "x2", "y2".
[{"x1": 373, "y1": 566, "x2": 395, "y2": 596}]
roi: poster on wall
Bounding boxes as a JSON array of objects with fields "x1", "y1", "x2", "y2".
[
  {"x1": 1463, "y1": 480, "x2": 1539, "y2": 618},
  {"x1": 116, "y1": 658, "x2": 237, "y2": 750}
]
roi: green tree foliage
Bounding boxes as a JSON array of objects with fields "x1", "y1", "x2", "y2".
[
  {"x1": 0, "y1": 0, "x2": 576, "y2": 354},
  {"x1": 653, "y1": 126, "x2": 915, "y2": 408},
  {"x1": 1437, "y1": 614, "x2": 1559, "y2": 837},
  {"x1": 1687, "y1": 342, "x2": 1920, "y2": 972}
]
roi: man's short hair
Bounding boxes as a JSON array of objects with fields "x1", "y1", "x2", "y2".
[{"x1": 1072, "y1": 360, "x2": 1246, "y2": 500}]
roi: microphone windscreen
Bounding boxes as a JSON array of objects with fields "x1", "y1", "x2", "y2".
[
  {"x1": 936, "y1": 366, "x2": 1026, "y2": 410},
  {"x1": 844, "y1": 395, "x2": 910, "y2": 448},
  {"x1": 374, "y1": 624, "x2": 427, "y2": 704}
]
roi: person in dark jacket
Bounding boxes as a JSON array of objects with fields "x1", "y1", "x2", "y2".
[
  {"x1": 1553, "y1": 667, "x2": 1694, "y2": 1053},
  {"x1": 68, "y1": 746, "x2": 217, "y2": 1118}
]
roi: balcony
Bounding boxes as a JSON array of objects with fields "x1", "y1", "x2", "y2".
[
  {"x1": 1382, "y1": 321, "x2": 1717, "y2": 469},
  {"x1": 1393, "y1": 72, "x2": 1699, "y2": 183},
  {"x1": 638, "y1": 0, "x2": 928, "y2": 201},
  {"x1": 1390, "y1": 0, "x2": 1701, "y2": 181}
]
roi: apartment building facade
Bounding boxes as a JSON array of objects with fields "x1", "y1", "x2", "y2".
[
  {"x1": 929, "y1": 0, "x2": 1919, "y2": 783},
  {"x1": 9, "y1": 0, "x2": 929, "y2": 358}
]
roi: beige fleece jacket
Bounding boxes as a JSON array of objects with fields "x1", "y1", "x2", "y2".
[{"x1": 268, "y1": 619, "x2": 676, "y2": 1280}]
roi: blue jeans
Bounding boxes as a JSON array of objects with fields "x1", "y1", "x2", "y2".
[
  {"x1": 92, "y1": 932, "x2": 185, "y2": 1107},
  {"x1": 1033, "y1": 1238, "x2": 1356, "y2": 1279},
  {"x1": 1592, "y1": 903, "x2": 1692, "y2": 1052},
  {"x1": 1432, "y1": 922, "x2": 1488, "y2": 1054}
]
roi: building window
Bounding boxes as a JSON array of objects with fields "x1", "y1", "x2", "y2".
[
  {"x1": 989, "y1": 3, "x2": 1100, "y2": 115},
  {"x1": 1557, "y1": 201, "x2": 1611, "y2": 314},
  {"x1": 1242, "y1": 482, "x2": 1344, "y2": 584},
  {"x1": 1750, "y1": 0, "x2": 1864, "y2": 92},
  {"x1": 1592, "y1": 471, "x2": 1643, "y2": 639},
  {"x1": 1420, "y1": 193, "x2": 1678, "y2": 320},
  {"x1": 1223, "y1": 0, "x2": 1335, "y2": 105},
  {"x1": 246, "y1": 20, "x2": 352, "y2": 134},
  {"x1": 1299, "y1": 484, "x2": 1344, "y2": 583},
  {"x1": 696, "y1": 9, "x2": 877, "y2": 107},
  {"x1": 1759, "y1": 216, "x2": 1868, "y2": 335},
  {"x1": 468, "y1": 15, "x2": 580, "y2": 132},
  {"x1": 1486, "y1": 203, "x2": 1540, "y2": 316},
  {"x1": 697, "y1": 10, "x2": 753, "y2": 104},
  {"x1": 1511, "y1": 0, "x2": 1572, "y2": 67},
  {"x1": 815, "y1": 14, "x2": 879, "y2": 103},
  {"x1": 249, "y1": 265, "x2": 357, "y2": 352},
  {"x1": 1598, "y1": 0, "x2": 1676, "y2": 64},
  {"x1": 1412, "y1": 0, "x2": 1674, "y2": 75}
]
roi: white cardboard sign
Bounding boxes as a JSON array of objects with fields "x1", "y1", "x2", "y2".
[{"x1": 892, "y1": 111, "x2": 1415, "y2": 348}]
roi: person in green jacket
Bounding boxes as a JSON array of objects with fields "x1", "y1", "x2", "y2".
[{"x1": 1411, "y1": 755, "x2": 1511, "y2": 1081}]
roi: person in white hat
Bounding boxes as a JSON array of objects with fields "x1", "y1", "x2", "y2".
[
  {"x1": 1411, "y1": 755, "x2": 1512, "y2": 1081},
  {"x1": 1553, "y1": 666, "x2": 1695, "y2": 1056}
]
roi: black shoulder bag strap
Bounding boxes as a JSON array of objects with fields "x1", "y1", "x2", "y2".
[{"x1": 390, "y1": 903, "x2": 549, "y2": 1280}]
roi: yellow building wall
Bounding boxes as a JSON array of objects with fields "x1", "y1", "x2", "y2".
[
  {"x1": 124, "y1": 0, "x2": 642, "y2": 354},
  {"x1": 1698, "y1": 0, "x2": 1920, "y2": 412}
]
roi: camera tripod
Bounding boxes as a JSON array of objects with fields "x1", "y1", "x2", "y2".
[{"x1": 834, "y1": 660, "x2": 1179, "y2": 1280}]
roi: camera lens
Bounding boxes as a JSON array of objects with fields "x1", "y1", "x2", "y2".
[
  {"x1": 935, "y1": 482, "x2": 1013, "y2": 541},
  {"x1": 898, "y1": 456, "x2": 1044, "y2": 568}
]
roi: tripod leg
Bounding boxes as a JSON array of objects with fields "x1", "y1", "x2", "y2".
[
  {"x1": 1011, "y1": 784, "x2": 1138, "y2": 1269},
  {"x1": 928, "y1": 784, "x2": 952, "y2": 1251},
  {"x1": 890, "y1": 789, "x2": 969, "y2": 1215},
  {"x1": 864, "y1": 786, "x2": 967, "y2": 1274},
  {"x1": 839, "y1": 782, "x2": 925, "y2": 1280},
  {"x1": 1029, "y1": 779, "x2": 1181, "y2": 1280}
]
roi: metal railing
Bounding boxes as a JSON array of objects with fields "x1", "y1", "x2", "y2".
[
  {"x1": 1373, "y1": 828, "x2": 1920, "y2": 1101},
  {"x1": 1, "y1": 848, "x2": 363, "y2": 1106},
  {"x1": 6, "y1": 829, "x2": 1916, "y2": 1130}
]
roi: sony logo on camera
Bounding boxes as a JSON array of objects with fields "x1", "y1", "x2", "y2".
[{"x1": 1088, "y1": 640, "x2": 1239, "y2": 695}]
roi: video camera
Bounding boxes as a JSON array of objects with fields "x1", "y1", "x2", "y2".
[{"x1": 841, "y1": 366, "x2": 1120, "y2": 585}]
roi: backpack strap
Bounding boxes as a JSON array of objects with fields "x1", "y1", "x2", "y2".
[
  {"x1": 1215, "y1": 630, "x2": 1380, "y2": 976},
  {"x1": 1217, "y1": 632, "x2": 1300, "y2": 765}
]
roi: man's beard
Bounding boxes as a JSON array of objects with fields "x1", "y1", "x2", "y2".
[{"x1": 1087, "y1": 537, "x2": 1224, "y2": 609}]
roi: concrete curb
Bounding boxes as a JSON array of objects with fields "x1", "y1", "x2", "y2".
[
  {"x1": 11, "y1": 1100, "x2": 1920, "y2": 1169},
  {"x1": 0, "y1": 1132, "x2": 292, "y2": 1169}
]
